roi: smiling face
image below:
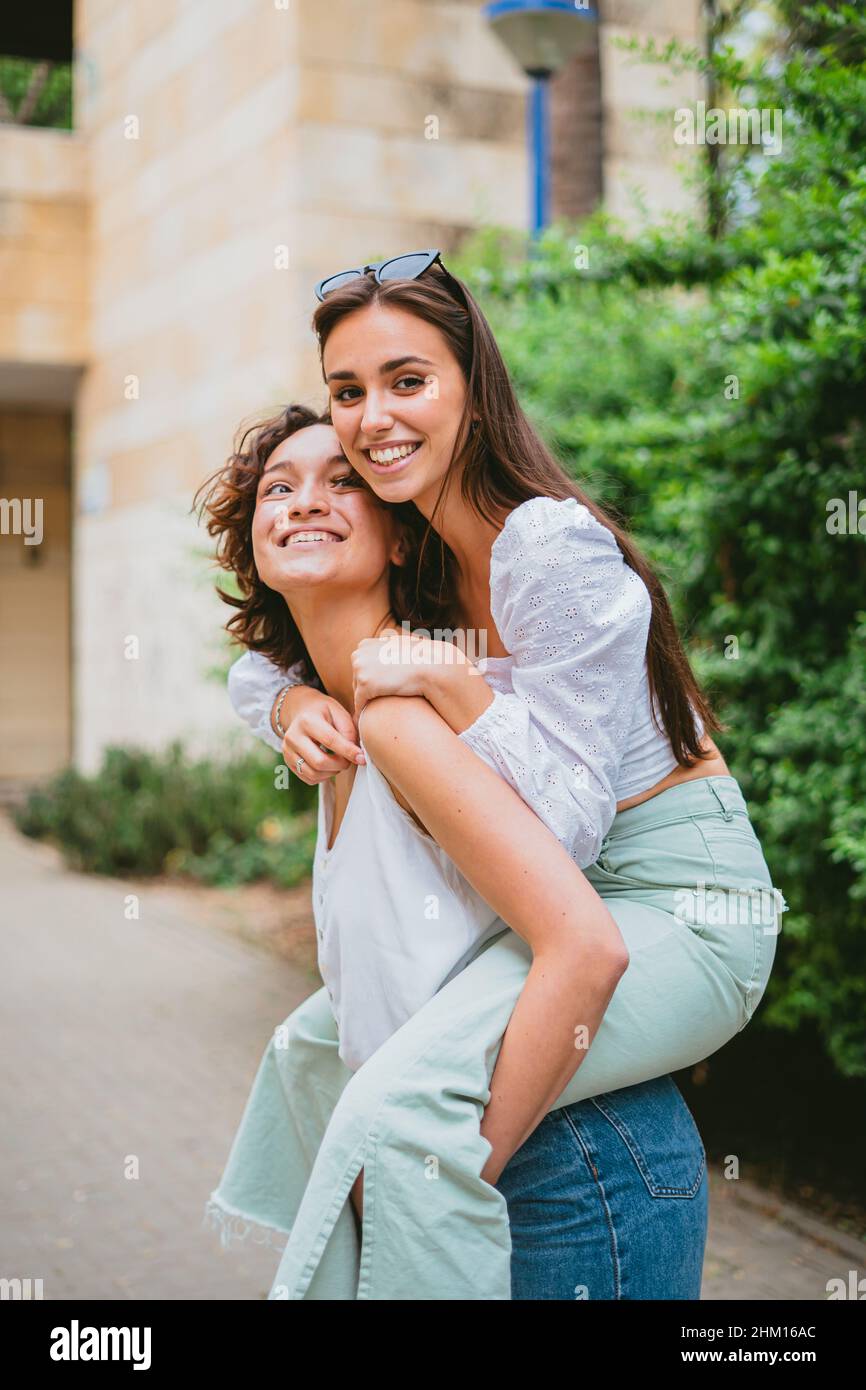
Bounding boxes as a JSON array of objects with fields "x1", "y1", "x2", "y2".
[
  {"x1": 251, "y1": 422, "x2": 405, "y2": 597},
  {"x1": 323, "y1": 304, "x2": 469, "y2": 511}
]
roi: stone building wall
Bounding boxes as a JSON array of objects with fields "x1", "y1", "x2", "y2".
[{"x1": 0, "y1": 0, "x2": 703, "y2": 777}]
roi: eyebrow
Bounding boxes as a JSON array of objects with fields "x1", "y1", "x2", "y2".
[
  {"x1": 260, "y1": 453, "x2": 350, "y2": 477},
  {"x1": 325, "y1": 355, "x2": 436, "y2": 382}
]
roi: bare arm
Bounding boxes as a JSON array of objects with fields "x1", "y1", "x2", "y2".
[
  {"x1": 357, "y1": 694, "x2": 629, "y2": 1186},
  {"x1": 351, "y1": 632, "x2": 493, "y2": 734},
  {"x1": 418, "y1": 653, "x2": 495, "y2": 732}
]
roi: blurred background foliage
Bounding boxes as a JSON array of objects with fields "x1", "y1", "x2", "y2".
[
  {"x1": 14, "y1": 745, "x2": 316, "y2": 890},
  {"x1": 0, "y1": 55, "x2": 72, "y2": 127},
  {"x1": 16, "y1": 3, "x2": 866, "y2": 1079}
]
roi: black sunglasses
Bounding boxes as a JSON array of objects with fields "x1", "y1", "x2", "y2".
[{"x1": 314, "y1": 249, "x2": 466, "y2": 304}]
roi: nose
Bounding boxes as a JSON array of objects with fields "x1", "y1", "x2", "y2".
[
  {"x1": 360, "y1": 388, "x2": 394, "y2": 437},
  {"x1": 273, "y1": 480, "x2": 332, "y2": 533},
  {"x1": 276, "y1": 483, "x2": 331, "y2": 527}
]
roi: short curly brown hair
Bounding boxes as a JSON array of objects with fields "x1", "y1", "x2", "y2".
[{"x1": 194, "y1": 403, "x2": 459, "y2": 684}]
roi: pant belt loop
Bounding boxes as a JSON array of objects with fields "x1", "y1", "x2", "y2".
[{"x1": 706, "y1": 778, "x2": 734, "y2": 820}]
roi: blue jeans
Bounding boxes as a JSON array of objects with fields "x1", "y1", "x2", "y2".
[{"x1": 495, "y1": 1075, "x2": 708, "y2": 1300}]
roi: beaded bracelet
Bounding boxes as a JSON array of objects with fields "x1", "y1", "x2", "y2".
[{"x1": 272, "y1": 684, "x2": 293, "y2": 739}]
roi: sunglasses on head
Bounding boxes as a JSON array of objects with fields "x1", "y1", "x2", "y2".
[{"x1": 313, "y1": 249, "x2": 466, "y2": 304}]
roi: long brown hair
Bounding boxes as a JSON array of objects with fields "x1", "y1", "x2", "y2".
[
  {"x1": 313, "y1": 266, "x2": 725, "y2": 764},
  {"x1": 193, "y1": 403, "x2": 458, "y2": 682}
]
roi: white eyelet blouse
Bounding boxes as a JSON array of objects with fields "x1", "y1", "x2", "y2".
[{"x1": 227, "y1": 495, "x2": 704, "y2": 869}]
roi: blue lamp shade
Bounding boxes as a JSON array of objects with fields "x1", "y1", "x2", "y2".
[{"x1": 483, "y1": 0, "x2": 599, "y2": 78}]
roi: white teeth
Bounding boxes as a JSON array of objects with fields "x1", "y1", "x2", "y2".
[
  {"x1": 287, "y1": 531, "x2": 340, "y2": 544},
  {"x1": 369, "y1": 443, "x2": 419, "y2": 464}
]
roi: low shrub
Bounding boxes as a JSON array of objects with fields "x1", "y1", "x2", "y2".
[{"x1": 13, "y1": 743, "x2": 317, "y2": 888}]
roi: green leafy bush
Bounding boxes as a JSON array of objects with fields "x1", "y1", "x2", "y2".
[
  {"x1": 14, "y1": 744, "x2": 317, "y2": 889},
  {"x1": 453, "y1": 4, "x2": 866, "y2": 1076},
  {"x1": 0, "y1": 57, "x2": 72, "y2": 129}
]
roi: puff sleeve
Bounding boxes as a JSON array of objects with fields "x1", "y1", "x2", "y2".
[
  {"x1": 227, "y1": 650, "x2": 321, "y2": 755},
  {"x1": 457, "y1": 496, "x2": 653, "y2": 868}
]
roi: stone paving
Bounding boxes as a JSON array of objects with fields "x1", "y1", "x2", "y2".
[{"x1": 1, "y1": 814, "x2": 861, "y2": 1301}]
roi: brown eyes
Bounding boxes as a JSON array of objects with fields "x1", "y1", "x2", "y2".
[
  {"x1": 333, "y1": 375, "x2": 425, "y2": 402},
  {"x1": 260, "y1": 474, "x2": 361, "y2": 498}
]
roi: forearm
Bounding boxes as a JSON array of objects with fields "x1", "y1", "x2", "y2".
[
  {"x1": 359, "y1": 696, "x2": 628, "y2": 1180},
  {"x1": 478, "y1": 945, "x2": 622, "y2": 1184},
  {"x1": 268, "y1": 681, "x2": 313, "y2": 741},
  {"x1": 418, "y1": 657, "x2": 495, "y2": 735}
]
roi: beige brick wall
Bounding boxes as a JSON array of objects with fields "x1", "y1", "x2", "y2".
[
  {"x1": 601, "y1": 0, "x2": 703, "y2": 222},
  {"x1": 0, "y1": 0, "x2": 703, "y2": 777},
  {"x1": 69, "y1": 0, "x2": 536, "y2": 769},
  {"x1": 73, "y1": 0, "x2": 296, "y2": 768},
  {"x1": 0, "y1": 128, "x2": 89, "y2": 366}
]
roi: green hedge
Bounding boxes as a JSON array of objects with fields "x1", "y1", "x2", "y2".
[
  {"x1": 451, "y1": 4, "x2": 866, "y2": 1077},
  {"x1": 14, "y1": 744, "x2": 317, "y2": 890}
]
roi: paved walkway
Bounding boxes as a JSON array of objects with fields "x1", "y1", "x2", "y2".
[
  {"x1": 0, "y1": 814, "x2": 309, "y2": 1300},
  {"x1": 1, "y1": 814, "x2": 861, "y2": 1300}
]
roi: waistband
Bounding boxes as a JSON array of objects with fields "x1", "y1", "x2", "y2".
[{"x1": 603, "y1": 775, "x2": 748, "y2": 843}]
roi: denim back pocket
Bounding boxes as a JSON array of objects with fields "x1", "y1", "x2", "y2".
[
  {"x1": 692, "y1": 815, "x2": 784, "y2": 955},
  {"x1": 583, "y1": 1076, "x2": 706, "y2": 1198},
  {"x1": 594, "y1": 815, "x2": 718, "y2": 892},
  {"x1": 693, "y1": 813, "x2": 774, "y2": 892}
]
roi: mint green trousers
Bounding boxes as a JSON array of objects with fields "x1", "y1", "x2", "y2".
[{"x1": 204, "y1": 775, "x2": 786, "y2": 1299}]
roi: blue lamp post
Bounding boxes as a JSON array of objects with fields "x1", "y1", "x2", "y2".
[{"x1": 483, "y1": 1, "x2": 599, "y2": 235}]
